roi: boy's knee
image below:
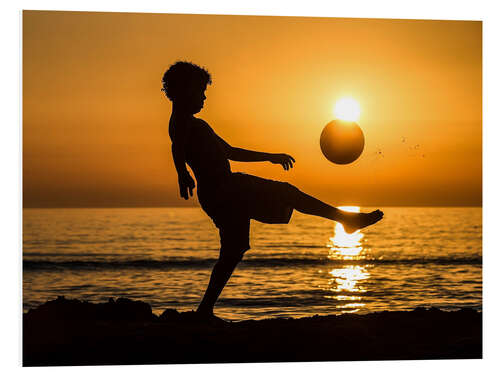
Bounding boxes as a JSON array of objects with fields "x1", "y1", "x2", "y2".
[{"x1": 219, "y1": 245, "x2": 248, "y2": 264}]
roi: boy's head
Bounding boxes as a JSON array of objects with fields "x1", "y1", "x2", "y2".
[{"x1": 162, "y1": 61, "x2": 212, "y2": 114}]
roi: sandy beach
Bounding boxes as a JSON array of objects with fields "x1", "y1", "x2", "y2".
[{"x1": 23, "y1": 296, "x2": 482, "y2": 366}]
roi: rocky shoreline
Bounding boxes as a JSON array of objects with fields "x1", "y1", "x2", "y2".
[{"x1": 23, "y1": 296, "x2": 482, "y2": 366}]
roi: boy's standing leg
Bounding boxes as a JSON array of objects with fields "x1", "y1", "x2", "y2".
[
  {"x1": 197, "y1": 218, "x2": 250, "y2": 316},
  {"x1": 197, "y1": 251, "x2": 244, "y2": 315}
]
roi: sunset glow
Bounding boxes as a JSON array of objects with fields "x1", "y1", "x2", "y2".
[
  {"x1": 23, "y1": 12, "x2": 482, "y2": 208},
  {"x1": 333, "y1": 97, "x2": 361, "y2": 122}
]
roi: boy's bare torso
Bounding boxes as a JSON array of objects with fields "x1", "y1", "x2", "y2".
[{"x1": 169, "y1": 116, "x2": 231, "y2": 188}]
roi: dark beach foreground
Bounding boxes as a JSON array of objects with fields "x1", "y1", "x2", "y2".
[{"x1": 23, "y1": 296, "x2": 482, "y2": 366}]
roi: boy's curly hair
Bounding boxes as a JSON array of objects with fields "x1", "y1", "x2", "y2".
[{"x1": 161, "y1": 61, "x2": 212, "y2": 101}]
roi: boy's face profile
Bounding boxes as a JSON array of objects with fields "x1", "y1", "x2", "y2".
[{"x1": 175, "y1": 83, "x2": 207, "y2": 115}]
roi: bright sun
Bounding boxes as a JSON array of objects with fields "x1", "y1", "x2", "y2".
[{"x1": 333, "y1": 97, "x2": 361, "y2": 122}]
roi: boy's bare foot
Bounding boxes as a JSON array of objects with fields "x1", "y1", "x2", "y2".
[{"x1": 341, "y1": 209, "x2": 384, "y2": 234}]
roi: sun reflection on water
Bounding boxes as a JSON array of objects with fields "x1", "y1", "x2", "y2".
[
  {"x1": 325, "y1": 206, "x2": 370, "y2": 313},
  {"x1": 328, "y1": 266, "x2": 369, "y2": 293}
]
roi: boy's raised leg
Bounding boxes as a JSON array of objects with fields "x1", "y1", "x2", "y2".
[{"x1": 289, "y1": 187, "x2": 383, "y2": 233}]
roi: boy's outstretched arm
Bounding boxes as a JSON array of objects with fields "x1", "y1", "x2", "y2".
[
  {"x1": 170, "y1": 121, "x2": 195, "y2": 199},
  {"x1": 216, "y1": 134, "x2": 295, "y2": 171}
]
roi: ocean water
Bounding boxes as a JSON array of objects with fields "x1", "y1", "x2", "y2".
[{"x1": 23, "y1": 207, "x2": 482, "y2": 321}]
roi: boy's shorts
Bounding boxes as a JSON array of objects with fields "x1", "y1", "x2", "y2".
[{"x1": 198, "y1": 172, "x2": 296, "y2": 258}]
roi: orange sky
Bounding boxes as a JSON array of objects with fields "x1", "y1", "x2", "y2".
[{"x1": 23, "y1": 11, "x2": 482, "y2": 207}]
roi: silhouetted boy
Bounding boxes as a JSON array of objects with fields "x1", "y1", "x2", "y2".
[{"x1": 162, "y1": 61, "x2": 383, "y2": 320}]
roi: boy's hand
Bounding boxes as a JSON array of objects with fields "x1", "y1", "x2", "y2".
[
  {"x1": 178, "y1": 172, "x2": 195, "y2": 200},
  {"x1": 269, "y1": 153, "x2": 295, "y2": 171}
]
